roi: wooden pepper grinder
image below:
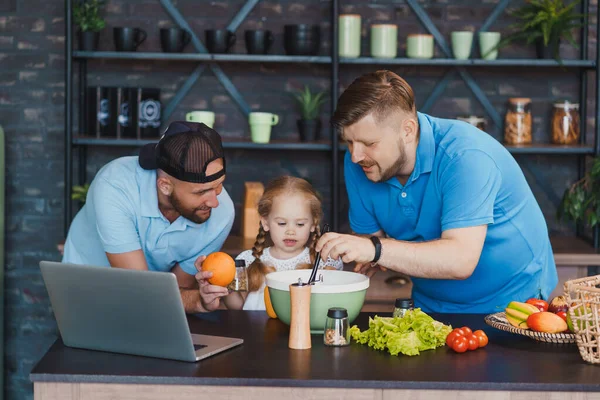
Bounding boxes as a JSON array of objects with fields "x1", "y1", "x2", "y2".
[{"x1": 288, "y1": 280, "x2": 311, "y2": 350}]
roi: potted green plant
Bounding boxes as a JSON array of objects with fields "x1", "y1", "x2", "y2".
[
  {"x1": 72, "y1": 183, "x2": 90, "y2": 204},
  {"x1": 496, "y1": 0, "x2": 587, "y2": 61},
  {"x1": 73, "y1": 0, "x2": 106, "y2": 51},
  {"x1": 292, "y1": 85, "x2": 327, "y2": 142},
  {"x1": 557, "y1": 158, "x2": 600, "y2": 228}
]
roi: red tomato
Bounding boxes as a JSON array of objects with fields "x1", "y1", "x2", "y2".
[
  {"x1": 526, "y1": 298, "x2": 549, "y2": 312},
  {"x1": 451, "y1": 336, "x2": 469, "y2": 353},
  {"x1": 556, "y1": 311, "x2": 567, "y2": 322},
  {"x1": 473, "y1": 330, "x2": 489, "y2": 348},
  {"x1": 453, "y1": 327, "x2": 466, "y2": 336},
  {"x1": 466, "y1": 334, "x2": 479, "y2": 351},
  {"x1": 446, "y1": 331, "x2": 462, "y2": 347},
  {"x1": 461, "y1": 326, "x2": 473, "y2": 336}
]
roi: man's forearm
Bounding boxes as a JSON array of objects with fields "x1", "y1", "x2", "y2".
[
  {"x1": 180, "y1": 288, "x2": 209, "y2": 313},
  {"x1": 378, "y1": 238, "x2": 477, "y2": 280}
]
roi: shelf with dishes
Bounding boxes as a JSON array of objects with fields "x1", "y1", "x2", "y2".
[
  {"x1": 339, "y1": 57, "x2": 595, "y2": 68},
  {"x1": 73, "y1": 51, "x2": 594, "y2": 69},
  {"x1": 73, "y1": 136, "x2": 334, "y2": 151},
  {"x1": 73, "y1": 51, "x2": 332, "y2": 64}
]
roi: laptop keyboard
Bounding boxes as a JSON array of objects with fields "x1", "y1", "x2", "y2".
[{"x1": 194, "y1": 344, "x2": 208, "y2": 351}]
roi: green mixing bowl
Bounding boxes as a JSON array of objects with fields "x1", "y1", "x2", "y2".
[{"x1": 265, "y1": 270, "x2": 369, "y2": 333}]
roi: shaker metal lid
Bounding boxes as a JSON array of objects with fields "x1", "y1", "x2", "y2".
[
  {"x1": 394, "y1": 298, "x2": 414, "y2": 308},
  {"x1": 327, "y1": 307, "x2": 348, "y2": 318},
  {"x1": 553, "y1": 101, "x2": 579, "y2": 109},
  {"x1": 508, "y1": 97, "x2": 532, "y2": 104}
]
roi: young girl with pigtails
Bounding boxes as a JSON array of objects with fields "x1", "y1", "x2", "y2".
[{"x1": 223, "y1": 176, "x2": 343, "y2": 311}]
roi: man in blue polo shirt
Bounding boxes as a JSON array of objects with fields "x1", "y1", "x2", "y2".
[
  {"x1": 316, "y1": 70, "x2": 558, "y2": 313},
  {"x1": 62, "y1": 121, "x2": 234, "y2": 313}
]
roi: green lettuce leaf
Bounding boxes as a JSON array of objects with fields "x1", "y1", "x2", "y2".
[{"x1": 349, "y1": 309, "x2": 452, "y2": 357}]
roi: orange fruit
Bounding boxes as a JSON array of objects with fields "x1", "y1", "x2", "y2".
[
  {"x1": 202, "y1": 252, "x2": 235, "y2": 287},
  {"x1": 264, "y1": 286, "x2": 277, "y2": 319}
]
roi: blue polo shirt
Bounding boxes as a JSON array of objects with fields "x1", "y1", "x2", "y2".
[
  {"x1": 62, "y1": 156, "x2": 234, "y2": 275},
  {"x1": 345, "y1": 112, "x2": 558, "y2": 313}
]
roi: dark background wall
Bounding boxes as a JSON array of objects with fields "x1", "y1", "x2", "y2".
[{"x1": 0, "y1": 0, "x2": 597, "y2": 398}]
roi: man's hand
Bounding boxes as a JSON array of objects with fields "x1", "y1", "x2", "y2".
[
  {"x1": 354, "y1": 262, "x2": 387, "y2": 277},
  {"x1": 194, "y1": 255, "x2": 229, "y2": 312},
  {"x1": 316, "y1": 233, "x2": 376, "y2": 264}
]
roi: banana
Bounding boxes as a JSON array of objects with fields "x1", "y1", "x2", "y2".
[
  {"x1": 504, "y1": 301, "x2": 540, "y2": 330},
  {"x1": 506, "y1": 313, "x2": 530, "y2": 329}
]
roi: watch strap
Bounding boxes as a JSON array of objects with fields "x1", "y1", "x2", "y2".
[{"x1": 370, "y1": 236, "x2": 382, "y2": 263}]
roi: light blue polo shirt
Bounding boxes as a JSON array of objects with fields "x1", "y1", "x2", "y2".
[
  {"x1": 345, "y1": 112, "x2": 558, "y2": 313},
  {"x1": 62, "y1": 156, "x2": 234, "y2": 275}
]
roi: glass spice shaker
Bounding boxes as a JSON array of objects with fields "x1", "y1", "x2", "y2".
[
  {"x1": 504, "y1": 98, "x2": 532, "y2": 145},
  {"x1": 228, "y1": 260, "x2": 248, "y2": 292},
  {"x1": 323, "y1": 307, "x2": 350, "y2": 347},
  {"x1": 392, "y1": 298, "x2": 414, "y2": 318},
  {"x1": 551, "y1": 101, "x2": 580, "y2": 145}
]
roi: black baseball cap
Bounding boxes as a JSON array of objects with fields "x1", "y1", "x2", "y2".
[{"x1": 139, "y1": 121, "x2": 226, "y2": 183}]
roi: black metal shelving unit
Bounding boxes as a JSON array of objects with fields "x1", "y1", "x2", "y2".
[
  {"x1": 64, "y1": 1, "x2": 600, "y2": 273},
  {"x1": 64, "y1": 0, "x2": 342, "y2": 235}
]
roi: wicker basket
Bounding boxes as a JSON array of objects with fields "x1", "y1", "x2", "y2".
[{"x1": 564, "y1": 274, "x2": 600, "y2": 365}]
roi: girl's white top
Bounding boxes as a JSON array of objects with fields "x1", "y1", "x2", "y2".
[{"x1": 235, "y1": 247, "x2": 344, "y2": 310}]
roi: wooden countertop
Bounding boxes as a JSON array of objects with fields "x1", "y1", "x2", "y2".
[{"x1": 30, "y1": 311, "x2": 600, "y2": 391}]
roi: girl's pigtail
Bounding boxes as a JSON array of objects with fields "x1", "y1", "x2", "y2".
[{"x1": 247, "y1": 225, "x2": 275, "y2": 292}]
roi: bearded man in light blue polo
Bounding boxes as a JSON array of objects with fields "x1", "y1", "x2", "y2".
[
  {"x1": 316, "y1": 70, "x2": 558, "y2": 313},
  {"x1": 62, "y1": 121, "x2": 235, "y2": 313}
]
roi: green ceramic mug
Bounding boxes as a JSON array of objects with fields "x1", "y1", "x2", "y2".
[
  {"x1": 370, "y1": 24, "x2": 397, "y2": 58},
  {"x1": 451, "y1": 31, "x2": 474, "y2": 60},
  {"x1": 479, "y1": 31, "x2": 501, "y2": 60},
  {"x1": 249, "y1": 112, "x2": 279, "y2": 143},
  {"x1": 339, "y1": 14, "x2": 361, "y2": 58},
  {"x1": 186, "y1": 111, "x2": 215, "y2": 129},
  {"x1": 406, "y1": 34, "x2": 434, "y2": 59}
]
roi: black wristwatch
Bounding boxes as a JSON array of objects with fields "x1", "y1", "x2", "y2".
[{"x1": 369, "y1": 236, "x2": 382, "y2": 263}]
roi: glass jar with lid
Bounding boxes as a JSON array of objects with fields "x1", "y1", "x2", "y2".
[
  {"x1": 392, "y1": 298, "x2": 414, "y2": 318},
  {"x1": 504, "y1": 98, "x2": 532, "y2": 145},
  {"x1": 551, "y1": 101, "x2": 580, "y2": 145},
  {"x1": 323, "y1": 307, "x2": 350, "y2": 346}
]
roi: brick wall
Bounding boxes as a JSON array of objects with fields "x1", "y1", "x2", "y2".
[{"x1": 0, "y1": 0, "x2": 597, "y2": 398}]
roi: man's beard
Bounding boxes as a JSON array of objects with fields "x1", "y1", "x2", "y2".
[
  {"x1": 169, "y1": 192, "x2": 211, "y2": 224},
  {"x1": 359, "y1": 142, "x2": 407, "y2": 183}
]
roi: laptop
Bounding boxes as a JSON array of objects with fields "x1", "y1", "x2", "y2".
[{"x1": 39, "y1": 261, "x2": 243, "y2": 362}]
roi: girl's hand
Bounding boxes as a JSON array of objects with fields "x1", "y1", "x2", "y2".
[{"x1": 194, "y1": 255, "x2": 229, "y2": 312}]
